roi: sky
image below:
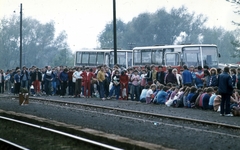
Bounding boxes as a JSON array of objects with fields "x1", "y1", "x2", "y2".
[{"x1": 0, "y1": 0, "x2": 239, "y2": 52}]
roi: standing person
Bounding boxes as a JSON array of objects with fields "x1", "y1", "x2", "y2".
[
  {"x1": 0, "y1": 70, "x2": 4, "y2": 94},
  {"x1": 44, "y1": 66, "x2": 54, "y2": 96},
  {"x1": 145, "y1": 66, "x2": 153, "y2": 85},
  {"x1": 130, "y1": 70, "x2": 140, "y2": 101},
  {"x1": 59, "y1": 68, "x2": 69, "y2": 98},
  {"x1": 165, "y1": 68, "x2": 177, "y2": 86},
  {"x1": 156, "y1": 66, "x2": 165, "y2": 85},
  {"x1": 20, "y1": 66, "x2": 29, "y2": 89},
  {"x1": 195, "y1": 66, "x2": 204, "y2": 88},
  {"x1": 209, "y1": 68, "x2": 218, "y2": 87},
  {"x1": 140, "y1": 69, "x2": 147, "y2": 92},
  {"x1": 31, "y1": 68, "x2": 42, "y2": 96},
  {"x1": 97, "y1": 66, "x2": 106, "y2": 100},
  {"x1": 73, "y1": 67, "x2": 83, "y2": 98},
  {"x1": 14, "y1": 69, "x2": 21, "y2": 94},
  {"x1": 82, "y1": 67, "x2": 94, "y2": 98},
  {"x1": 151, "y1": 65, "x2": 157, "y2": 81},
  {"x1": 237, "y1": 67, "x2": 240, "y2": 90},
  {"x1": 107, "y1": 70, "x2": 120, "y2": 100},
  {"x1": 230, "y1": 68, "x2": 237, "y2": 88},
  {"x1": 120, "y1": 70, "x2": 129, "y2": 100},
  {"x1": 182, "y1": 65, "x2": 192, "y2": 87},
  {"x1": 217, "y1": 67, "x2": 234, "y2": 116},
  {"x1": 172, "y1": 68, "x2": 183, "y2": 88},
  {"x1": 68, "y1": 68, "x2": 74, "y2": 96}
]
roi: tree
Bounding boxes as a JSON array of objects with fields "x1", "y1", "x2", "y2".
[{"x1": 0, "y1": 15, "x2": 72, "y2": 70}]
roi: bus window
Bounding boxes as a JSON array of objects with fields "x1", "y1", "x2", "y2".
[
  {"x1": 182, "y1": 47, "x2": 200, "y2": 67},
  {"x1": 89, "y1": 52, "x2": 97, "y2": 65},
  {"x1": 202, "y1": 47, "x2": 218, "y2": 67},
  {"x1": 133, "y1": 50, "x2": 141, "y2": 64},
  {"x1": 142, "y1": 50, "x2": 151, "y2": 64},
  {"x1": 76, "y1": 52, "x2": 82, "y2": 64},
  {"x1": 97, "y1": 52, "x2": 104, "y2": 65},
  {"x1": 105, "y1": 53, "x2": 109, "y2": 66},
  {"x1": 165, "y1": 53, "x2": 179, "y2": 66},
  {"x1": 82, "y1": 53, "x2": 89, "y2": 64},
  {"x1": 127, "y1": 52, "x2": 132, "y2": 67},
  {"x1": 152, "y1": 50, "x2": 162, "y2": 65}
]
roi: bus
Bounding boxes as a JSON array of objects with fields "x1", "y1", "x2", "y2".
[
  {"x1": 75, "y1": 49, "x2": 132, "y2": 69},
  {"x1": 132, "y1": 44, "x2": 220, "y2": 70}
]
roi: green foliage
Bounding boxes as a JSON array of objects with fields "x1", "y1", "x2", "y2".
[
  {"x1": 0, "y1": 15, "x2": 73, "y2": 70},
  {"x1": 98, "y1": 6, "x2": 238, "y2": 63}
]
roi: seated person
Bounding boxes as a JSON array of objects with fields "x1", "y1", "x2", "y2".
[
  {"x1": 209, "y1": 87, "x2": 218, "y2": 110},
  {"x1": 139, "y1": 85, "x2": 149, "y2": 102},
  {"x1": 155, "y1": 86, "x2": 169, "y2": 104},
  {"x1": 202, "y1": 87, "x2": 214, "y2": 110}
]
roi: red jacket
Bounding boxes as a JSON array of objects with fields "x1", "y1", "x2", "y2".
[
  {"x1": 82, "y1": 71, "x2": 94, "y2": 81},
  {"x1": 120, "y1": 74, "x2": 129, "y2": 84}
]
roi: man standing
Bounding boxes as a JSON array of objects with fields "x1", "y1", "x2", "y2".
[
  {"x1": 182, "y1": 65, "x2": 192, "y2": 87},
  {"x1": 217, "y1": 67, "x2": 234, "y2": 116},
  {"x1": 97, "y1": 66, "x2": 106, "y2": 100},
  {"x1": 156, "y1": 66, "x2": 165, "y2": 85}
]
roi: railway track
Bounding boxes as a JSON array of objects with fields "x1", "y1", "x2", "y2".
[
  {"x1": 27, "y1": 96, "x2": 240, "y2": 131},
  {"x1": 0, "y1": 115, "x2": 123, "y2": 150},
  {"x1": 0, "y1": 97, "x2": 240, "y2": 149}
]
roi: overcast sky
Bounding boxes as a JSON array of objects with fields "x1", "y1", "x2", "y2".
[{"x1": 0, "y1": 0, "x2": 239, "y2": 51}]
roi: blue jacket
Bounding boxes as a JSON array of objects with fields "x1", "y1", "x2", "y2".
[
  {"x1": 217, "y1": 72, "x2": 233, "y2": 95},
  {"x1": 209, "y1": 75, "x2": 217, "y2": 87},
  {"x1": 182, "y1": 69, "x2": 192, "y2": 85},
  {"x1": 156, "y1": 90, "x2": 168, "y2": 104},
  {"x1": 59, "y1": 71, "x2": 69, "y2": 82},
  {"x1": 195, "y1": 71, "x2": 204, "y2": 88}
]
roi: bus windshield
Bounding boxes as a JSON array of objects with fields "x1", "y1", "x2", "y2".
[{"x1": 182, "y1": 46, "x2": 218, "y2": 67}]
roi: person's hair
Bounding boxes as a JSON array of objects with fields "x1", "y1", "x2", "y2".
[
  {"x1": 204, "y1": 70, "x2": 210, "y2": 76},
  {"x1": 183, "y1": 65, "x2": 188, "y2": 70},
  {"x1": 145, "y1": 85, "x2": 150, "y2": 89},
  {"x1": 207, "y1": 87, "x2": 214, "y2": 93},
  {"x1": 158, "y1": 65, "x2": 163, "y2": 69},
  {"x1": 163, "y1": 86, "x2": 169, "y2": 92},
  {"x1": 223, "y1": 66, "x2": 230, "y2": 73},
  {"x1": 213, "y1": 86, "x2": 218, "y2": 91},
  {"x1": 197, "y1": 66, "x2": 202, "y2": 70},
  {"x1": 204, "y1": 65, "x2": 209, "y2": 70},
  {"x1": 166, "y1": 83, "x2": 172, "y2": 88},
  {"x1": 150, "y1": 84, "x2": 156, "y2": 89},
  {"x1": 190, "y1": 86, "x2": 197, "y2": 93},
  {"x1": 230, "y1": 68, "x2": 236, "y2": 74},
  {"x1": 184, "y1": 87, "x2": 190, "y2": 96}
]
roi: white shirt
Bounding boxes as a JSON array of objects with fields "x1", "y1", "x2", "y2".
[
  {"x1": 73, "y1": 71, "x2": 82, "y2": 79},
  {"x1": 146, "y1": 89, "x2": 153, "y2": 98}
]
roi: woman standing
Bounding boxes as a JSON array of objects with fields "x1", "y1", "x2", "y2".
[{"x1": 14, "y1": 69, "x2": 21, "y2": 94}]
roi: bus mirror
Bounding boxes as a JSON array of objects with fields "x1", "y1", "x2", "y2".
[{"x1": 218, "y1": 53, "x2": 221, "y2": 58}]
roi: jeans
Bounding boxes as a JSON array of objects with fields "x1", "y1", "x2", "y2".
[
  {"x1": 99, "y1": 81, "x2": 105, "y2": 98},
  {"x1": 45, "y1": 80, "x2": 52, "y2": 95},
  {"x1": 220, "y1": 93, "x2": 231, "y2": 115},
  {"x1": 21, "y1": 80, "x2": 28, "y2": 89},
  {"x1": 109, "y1": 85, "x2": 120, "y2": 100},
  {"x1": 131, "y1": 85, "x2": 140, "y2": 101},
  {"x1": 52, "y1": 81, "x2": 56, "y2": 95}
]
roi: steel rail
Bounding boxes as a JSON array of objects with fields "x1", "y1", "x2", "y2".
[
  {"x1": 0, "y1": 116, "x2": 123, "y2": 150},
  {"x1": 0, "y1": 138, "x2": 30, "y2": 150},
  {"x1": 30, "y1": 97, "x2": 240, "y2": 130}
]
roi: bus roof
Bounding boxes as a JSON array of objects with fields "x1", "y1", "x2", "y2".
[
  {"x1": 75, "y1": 49, "x2": 132, "y2": 53},
  {"x1": 133, "y1": 44, "x2": 217, "y2": 50}
]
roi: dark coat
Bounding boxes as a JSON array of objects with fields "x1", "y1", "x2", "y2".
[
  {"x1": 31, "y1": 71, "x2": 42, "y2": 82},
  {"x1": 156, "y1": 71, "x2": 165, "y2": 84},
  {"x1": 217, "y1": 72, "x2": 233, "y2": 95}
]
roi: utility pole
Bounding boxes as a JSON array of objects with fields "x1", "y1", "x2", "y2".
[
  {"x1": 20, "y1": 3, "x2": 22, "y2": 69},
  {"x1": 113, "y1": 0, "x2": 117, "y2": 65}
]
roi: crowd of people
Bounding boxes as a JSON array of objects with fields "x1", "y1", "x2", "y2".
[{"x1": 0, "y1": 64, "x2": 240, "y2": 116}]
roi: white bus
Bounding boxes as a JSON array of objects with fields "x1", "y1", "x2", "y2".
[
  {"x1": 132, "y1": 44, "x2": 220, "y2": 70},
  {"x1": 75, "y1": 49, "x2": 132, "y2": 69}
]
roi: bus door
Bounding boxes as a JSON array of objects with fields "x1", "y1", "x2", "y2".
[{"x1": 164, "y1": 52, "x2": 180, "y2": 69}]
